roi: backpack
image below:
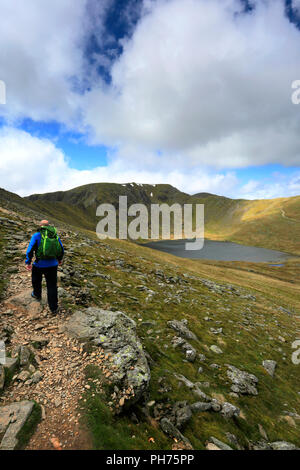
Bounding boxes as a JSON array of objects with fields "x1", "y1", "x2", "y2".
[{"x1": 36, "y1": 226, "x2": 62, "y2": 260}]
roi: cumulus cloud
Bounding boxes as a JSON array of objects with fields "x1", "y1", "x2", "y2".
[
  {"x1": 1, "y1": 127, "x2": 300, "y2": 200},
  {"x1": 238, "y1": 171, "x2": 300, "y2": 199},
  {"x1": 0, "y1": 0, "x2": 84, "y2": 123},
  {"x1": 0, "y1": 0, "x2": 114, "y2": 125},
  {"x1": 0, "y1": 127, "x2": 69, "y2": 195},
  {"x1": 0, "y1": 127, "x2": 237, "y2": 197},
  {"x1": 83, "y1": 0, "x2": 300, "y2": 168},
  {"x1": 0, "y1": 0, "x2": 300, "y2": 198}
]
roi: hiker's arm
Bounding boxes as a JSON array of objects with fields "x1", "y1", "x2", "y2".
[
  {"x1": 25, "y1": 234, "x2": 37, "y2": 265},
  {"x1": 57, "y1": 237, "x2": 64, "y2": 262}
]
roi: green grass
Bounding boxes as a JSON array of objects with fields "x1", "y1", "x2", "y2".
[
  {"x1": 80, "y1": 365, "x2": 170, "y2": 450},
  {"x1": 65, "y1": 234, "x2": 300, "y2": 450},
  {"x1": 0, "y1": 232, "x2": 6, "y2": 300},
  {"x1": 1, "y1": 188, "x2": 300, "y2": 450}
]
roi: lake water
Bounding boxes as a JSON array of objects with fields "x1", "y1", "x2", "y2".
[{"x1": 144, "y1": 239, "x2": 292, "y2": 263}]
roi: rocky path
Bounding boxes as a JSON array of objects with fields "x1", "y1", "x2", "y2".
[{"x1": 0, "y1": 242, "x2": 95, "y2": 450}]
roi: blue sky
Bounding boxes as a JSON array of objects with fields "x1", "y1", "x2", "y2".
[{"x1": 0, "y1": 0, "x2": 300, "y2": 198}]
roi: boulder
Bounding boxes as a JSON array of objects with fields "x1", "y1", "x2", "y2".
[
  {"x1": 167, "y1": 320, "x2": 197, "y2": 341},
  {"x1": 19, "y1": 346, "x2": 31, "y2": 367},
  {"x1": 2, "y1": 357, "x2": 18, "y2": 376},
  {"x1": 0, "y1": 401, "x2": 36, "y2": 450},
  {"x1": 208, "y1": 436, "x2": 233, "y2": 450},
  {"x1": 211, "y1": 399, "x2": 222, "y2": 412},
  {"x1": 191, "y1": 402, "x2": 212, "y2": 412},
  {"x1": 171, "y1": 336, "x2": 197, "y2": 362},
  {"x1": 227, "y1": 365, "x2": 258, "y2": 395},
  {"x1": 171, "y1": 401, "x2": 192, "y2": 429},
  {"x1": 252, "y1": 440, "x2": 272, "y2": 450},
  {"x1": 220, "y1": 402, "x2": 240, "y2": 419},
  {"x1": 7, "y1": 289, "x2": 34, "y2": 307},
  {"x1": 210, "y1": 345, "x2": 223, "y2": 354},
  {"x1": 8, "y1": 289, "x2": 43, "y2": 314},
  {"x1": 0, "y1": 324, "x2": 14, "y2": 344},
  {"x1": 65, "y1": 307, "x2": 150, "y2": 404},
  {"x1": 160, "y1": 417, "x2": 193, "y2": 449},
  {"x1": 262, "y1": 360, "x2": 277, "y2": 377},
  {"x1": 270, "y1": 441, "x2": 299, "y2": 450}
]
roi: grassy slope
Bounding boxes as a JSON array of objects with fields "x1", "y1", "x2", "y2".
[
  {"x1": 52, "y1": 226, "x2": 299, "y2": 450},
  {"x1": 27, "y1": 183, "x2": 300, "y2": 254},
  {"x1": 0, "y1": 205, "x2": 23, "y2": 299},
  {"x1": 1, "y1": 187, "x2": 300, "y2": 449}
]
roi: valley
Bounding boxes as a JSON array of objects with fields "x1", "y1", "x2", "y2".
[{"x1": 0, "y1": 184, "x2": 299, "y2": 450}]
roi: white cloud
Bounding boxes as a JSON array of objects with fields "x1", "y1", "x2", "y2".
[
  {"x1": 0, "y1": 127, "x2": 237, "y2": 197},
  {"x1": 0, "y1": 0, "x2": 300, "y2": 199},
  {"x1": 0, "y1": 127, "x2": 69, "y2": 195},
  {"x1": 82, "y1": 0, "x2": 300, "y2": 168},
  {"x1": 0, "y1": 0, "x2": 112, "y2": 125},
  {"x1": 238, "y1": 171, "x2": 300, "y2": 199},
  {"x1": 1, "y1": 127, "x2": 300, "y2": 200}
]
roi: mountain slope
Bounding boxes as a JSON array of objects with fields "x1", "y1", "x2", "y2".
[
  {"x1": 0, "y1": 188, "x2": 299, "y2": 450},
  {"x1": 27, "y1": 183, "x2": 300, "y2": 254}
]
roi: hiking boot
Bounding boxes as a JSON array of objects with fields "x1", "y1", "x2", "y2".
[
  {"x1": 51, "y1": 308, "x2": 59, "y2": 315},
  {"x1": 31, "y1": 292, "x2": 41, "y2": 301}
]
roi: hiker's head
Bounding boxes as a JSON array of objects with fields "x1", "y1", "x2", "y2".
[{"x1": 39, "y1": 220, "x2": 49, "y2": 227}]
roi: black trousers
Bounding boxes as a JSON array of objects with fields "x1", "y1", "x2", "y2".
[{"x1": 32, "y1": 265, "x2": 58, "y2": 312}]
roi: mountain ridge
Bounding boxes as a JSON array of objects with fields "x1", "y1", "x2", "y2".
[
  {"x1": 1, "y1": 182, "x2": 299, "y2": 254},
  {"x1": 0, "y1": 183, "x2": 300, "y2": 450},
  {"x1": 25, "y1": 182, "x2": 300, "y2": 255}
]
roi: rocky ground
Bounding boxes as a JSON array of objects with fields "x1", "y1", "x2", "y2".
[
  {"x1": 0, "y1": 246, "x2": 93, "y2": 449},
  {"x1": 0, "y1": 203, "x2": 300, "y2": 450}
]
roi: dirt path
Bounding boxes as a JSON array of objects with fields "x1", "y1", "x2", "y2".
[
  {"x1": 0, "y1": 243, "x2": 94, "y2": 450},
  {"x1": 280, "y1": 209, "x2": 298, "y2": 223}
]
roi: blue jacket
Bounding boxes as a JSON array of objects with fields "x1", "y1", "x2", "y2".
[{"x1": 25, "y1": 231, "x2": 64, "y2": 268}]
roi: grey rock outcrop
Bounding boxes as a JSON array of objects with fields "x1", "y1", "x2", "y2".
[
  {"x1": 270, "y1": 441, "x2": 299, "y2": 450},
  {"x1": 65, "y1": 307, "x2": 150, "y2": 404},
  {"x1": 210, "y1": 345, "x2": 223, "y2": 354},
  {"x1": 0, "y1": 401, "x2": 36, "y2": 450},
  {"x1": 220, "y1": 402, "x2": 240, "y2": 419},
  {"x1": 4, "y1": 357, "x2": 18, "y2": 372},
  {"x1": 208, "y1": 436, "x2": 233, "y2": 450},
  {"x1": 262, "y1": 360, "x2": 277, "y2": 377},
  {"x1": 171, "y1": 401, "x2": 192, "y2": 429},
  {"x1": 227, "y1": 365, "x2": 259, "y2": 395},
  {"x1": 191, "y1": 402, "x2": 212, "y2": 412},
  {"x1": 167, "y1": 319, "x2": 197, "y2": 341},
  {"x1": 171, "y1": 336, "x2": 197, "y2": 362},
  {"x1": 160, "y1": 417, "x2": 193, "y2": 449},
  {"x1": 19, "y1": 345, "x2": 31, "y2": 367}
]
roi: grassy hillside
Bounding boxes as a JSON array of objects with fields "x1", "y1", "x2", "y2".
[
  {"x1": 192, "y1": 194, "x2": 300, "y2": 254},
  {"x1": 75, "y1": 235, "x2": 300, "y2": 450},
  {"x1": 0, "y1": 187, "x2": 300, "y2": 450},
  {"x1": 27, "y1": 183, "x2": 300, "y2": 254}
]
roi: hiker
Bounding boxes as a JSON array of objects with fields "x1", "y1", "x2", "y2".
[{"x1": 25, "y1": 220, "x2": 64, "y2": 314}]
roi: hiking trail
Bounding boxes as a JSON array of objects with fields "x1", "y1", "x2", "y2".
[{"x1": 0, "y1": 241, "x2": 95, "y2": 450}]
